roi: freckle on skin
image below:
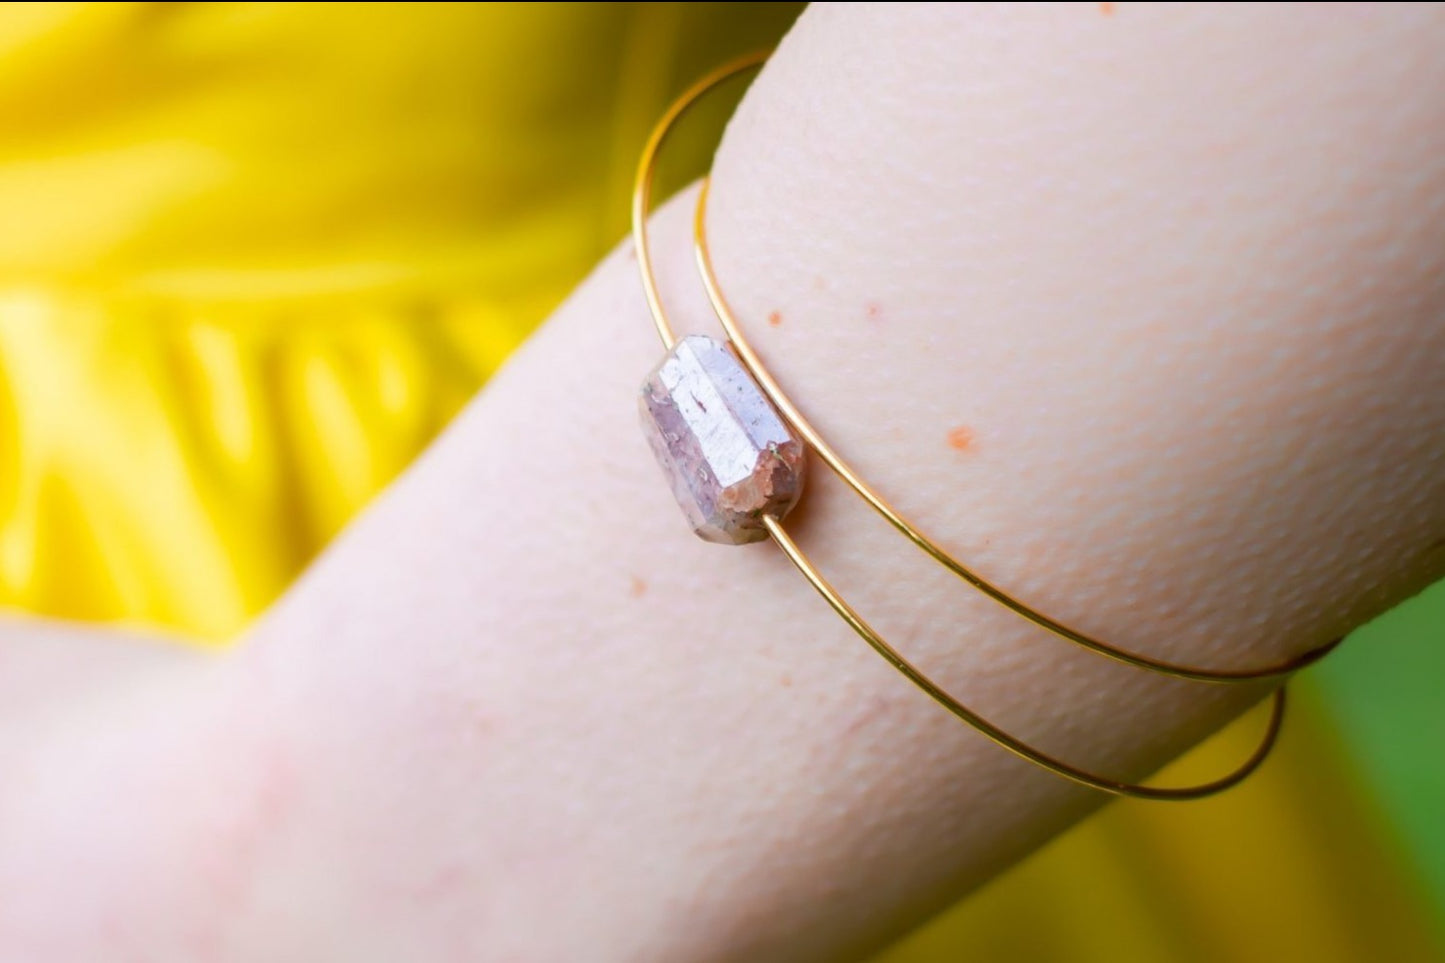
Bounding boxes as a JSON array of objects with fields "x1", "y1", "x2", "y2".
[
  {"x1": 813, "y1": 275, "x2": 826, "y2": 291},
  {"x1": 947, "y1": 425, "x2": 974, "y2": 452},
  {"x1": 866, "y1": 301, "x2": 882, "y2": 320},
  {"x1": 768, "y1": 311, "x2": 783, "y2": 327},
  {"x1": 629, "y1": 576, "x2": 648, "y2": 598},
  {"x1": 1099, "y1": 2, "x2": 1115, "y2": 14},
  {"x1": 780, "y1": 673, "x2": 792, "y2": 687}
]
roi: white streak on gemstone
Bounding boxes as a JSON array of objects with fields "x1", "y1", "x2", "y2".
[{"x1": 639, "y1": 335, "x2": 806, "y2": 544}]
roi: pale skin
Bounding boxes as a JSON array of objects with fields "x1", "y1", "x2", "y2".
[{"x1": 2, "y1": 4, "x2": 1444, "y2": 961}]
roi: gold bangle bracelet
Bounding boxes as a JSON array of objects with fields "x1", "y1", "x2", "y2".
[{"x1": 632, "y1": 52, "x2": 1339, "y2": 801}]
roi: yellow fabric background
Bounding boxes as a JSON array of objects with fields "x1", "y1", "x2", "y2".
[{"x1": 0, "y1": 4, "x2": 1438, "y2": 959}]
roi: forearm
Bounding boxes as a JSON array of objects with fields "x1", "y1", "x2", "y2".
[
  {"x1": 250, "y1": 6, "x2": 1445, "y2": 959},
  {"x1": 6, "y1": 4, "x2": 1444, "y2": 961}
]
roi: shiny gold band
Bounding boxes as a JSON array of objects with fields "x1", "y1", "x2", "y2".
[{"x1": 632, "y1": 51, "x2": 1338, "y2": 799}]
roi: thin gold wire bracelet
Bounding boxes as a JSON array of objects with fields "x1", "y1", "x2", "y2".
[{"x1": 632, "y1": 52, "x2": 1327, "y2": 800}]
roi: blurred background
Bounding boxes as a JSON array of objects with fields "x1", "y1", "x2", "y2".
[{"x1": 0, "y1": 4, "x2": 1439, "y2": 960}]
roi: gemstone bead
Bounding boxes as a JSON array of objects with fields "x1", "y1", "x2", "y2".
[{"x1": 639, "y1": 335, "x2": 806, "y2": 544}]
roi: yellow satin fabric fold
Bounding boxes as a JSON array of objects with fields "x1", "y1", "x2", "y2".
[
  {"x1": 0, "y1": 296, "x2": 508, "y2": 636},
  {"x1": 0, "y1": 4, "x2": 1435, "y2": 960}
]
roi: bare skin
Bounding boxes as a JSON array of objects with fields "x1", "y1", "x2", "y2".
[{"x1": 3, "y1": 4, "x2": 1445, "y2": 961}]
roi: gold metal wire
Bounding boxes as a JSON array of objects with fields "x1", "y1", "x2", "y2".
[
  {"x1": 630, "y1": 54, "x2": 754, "y2": 352},
  {"x1": 632, "y1": 51, "x2": 1322, "y2": 799},
  {"x1": 763, "y1": 514, "x2": 1283, "y2": 800}
]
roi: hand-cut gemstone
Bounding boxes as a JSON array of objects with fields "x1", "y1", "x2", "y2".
[{"x1": 639, "y1": 335, "x2": 806, "y2": 544}]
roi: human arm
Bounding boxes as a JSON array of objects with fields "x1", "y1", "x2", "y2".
[{"x1": 4, "y1": 4, "x2": 1445, "y2": 961}]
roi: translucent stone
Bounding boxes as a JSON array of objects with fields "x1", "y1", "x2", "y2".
[{"x1": 639, "y1": 335, "x2": 806, "y2": 544}]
